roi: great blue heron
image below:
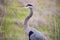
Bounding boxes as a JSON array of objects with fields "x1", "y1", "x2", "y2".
[{"x1": 19, "y1": 4, "x2": 47, "y2": 40}]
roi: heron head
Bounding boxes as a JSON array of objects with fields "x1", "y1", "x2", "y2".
[
  {"x1": 26, "y1": 4, "x2": 33, "y2": 8},
  {"x1": 17, "y1": 4, "x2": 33, "y2": 9}
]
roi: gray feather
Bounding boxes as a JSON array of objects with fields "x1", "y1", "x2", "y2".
[{"x1": 29, "y1": 28, "x2": 47, "y2": 40}]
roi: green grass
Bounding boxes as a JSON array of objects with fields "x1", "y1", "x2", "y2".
[{"x1": 1, "y1": 1, "x2": 28, "y2": 39}]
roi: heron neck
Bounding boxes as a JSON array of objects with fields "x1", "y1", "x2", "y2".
[{"x1": 24, "y1": 8, "x2": 33, "y2": 30}]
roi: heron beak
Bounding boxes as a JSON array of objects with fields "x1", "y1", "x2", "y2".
[{"x1": 17, "y1": 6, "x2": 24, "y2": 8}]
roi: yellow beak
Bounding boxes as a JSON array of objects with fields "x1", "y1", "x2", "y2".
[{"x1": 17, "y1": 6, "x2": 24, "y2": 8}]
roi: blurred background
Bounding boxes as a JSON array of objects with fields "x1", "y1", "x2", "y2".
[{"x1": 0, "y1": 0, "x2": 60, "y2": 40}]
